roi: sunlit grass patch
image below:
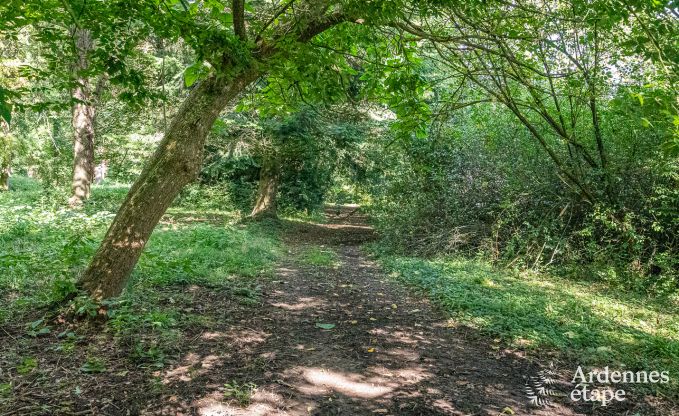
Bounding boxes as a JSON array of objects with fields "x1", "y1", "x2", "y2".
[
  {"x1": 132, "y1": 223, "x2": 281, "y2": 289},
  {"x1": 299, "y1": 246, "x2": 339, "y2": 268},
  {"x1": 0, "y1": 178, "x2": 281, "y2": 324},
  {"x1": 376, "y1": 253, "x2": 679, "y2": 397}
]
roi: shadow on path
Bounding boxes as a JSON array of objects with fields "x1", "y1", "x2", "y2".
[{"x1": 151, "y1": 207, "x2": 588, "y2": 416}]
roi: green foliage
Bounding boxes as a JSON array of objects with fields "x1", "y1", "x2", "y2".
[
  {"x1": 223, "y1": 380, "x2": 257, "y2": 406},
  {"x1": 370, "y1": 89, "x2": 679, "y2": 296},
  {"x1": 0, "y1": 177, "x2": 281, "y2": 324},
  {"x1": 25, "y1": 318, "x2": 50, "y2": 337},
  {"x1": 201, "y1": 108, "x2": 369, "y2": 216},
  {"x1": 17, "y1": 357, "x2": 37, "y2": 374},
  {"x1": 300, "y1": 246, "x2": 339, "y2": 268},
  {"x1": 376, "y1": 252, "x2": 679, "y2": 397},
  {"x1": 133, "y1": 223, "x2": 280, "y2": 288},
  {"x1": 0, "y1": 1, "x2": 677, "y2": 410},
  {"x1": 79, "y1": 357, "x2": 107, "y2": 374}
]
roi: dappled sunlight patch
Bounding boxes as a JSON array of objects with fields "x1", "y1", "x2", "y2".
[
  {"x1": 195, "y1": 397, "x2": 276, "y2": 416},
  {"x1": 430, "y1": 398, "x2": 458, "y2": 414},
  {"x1": 162, "y1": 353, "x2": 226, "y2": 384},
  {"x1": 297, "y1": 367, "x2": 394, "y2": 398},
  {"x1": 193, "y1": 388, "x2": 303, "y2": 416},
  {"x1": 369, "y1": 365, "x2": 430, "y2": 384},
  {"x1": 380, "y1": 347, "x2": 420, "y2": 362},
  {"x1": 198, "y1": 328, "x2": 270, "y2": 347},
  {"x1": 162, "y1": 352, "x2": 202, "y2": 383},
  {"x1": 229, "y1": 328, "x2": 270, "y2": 346},
  {"x1": 369, "y1": 327, "x2": 436, "y2": 347},
  {"x1": 270, "y1": 296, "x2": 328, "y2": 311},
  {"x1": 274, "y1": 267, "x2": 297, "y2": 278},
  {"x1": 202, "y1": 354, "x2": 221, "y2": 370},
  {"x1": 317, "y1": 223, "x2": 373, "y2": 232}
]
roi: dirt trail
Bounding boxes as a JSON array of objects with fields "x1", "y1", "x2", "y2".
[
  {"x1": 156, "y1": 207, "x2": 585, "y2": 416},
  {"x1": 2, "y1": 208, "x2": 606, "y2": 416}
]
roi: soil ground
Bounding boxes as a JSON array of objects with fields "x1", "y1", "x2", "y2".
[{"x1": 0, "y1": 207, "x2": 668, "y2": 415}]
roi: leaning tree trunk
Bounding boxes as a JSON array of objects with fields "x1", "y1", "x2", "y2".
[
  {"x1": 69, "y1": 29, "x2": 96, "y2": 207},
  {"x1": 251, "y1": 153, "x2": 279, "y2": 218},
  {"x1": 78, "y1": 70, "x2": 259, "y2": 299}
]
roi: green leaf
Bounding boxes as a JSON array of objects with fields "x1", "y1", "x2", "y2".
[
  {"x1": 315, "y1": 323, "x2": 335, "y2": 330},
  {"x1": 17, "y1": 357, "x2": 37, "y2": 374},
  {"x1": 183, "y1": 62, "x2": 210, "y2": 87},
  {"x1": 0, "y1": 87, "x2": 13, "y2": 125},
  {"x1": 80, "y1": 359, "x2": 106, "y2": 373},
  {"x1": 0, "y1": 103, "x2": 11, "y2": 126}
]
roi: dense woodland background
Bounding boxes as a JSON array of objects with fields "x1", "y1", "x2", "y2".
[{"x1": 0, "y1": 0, "x2": 678, "y2": 414}]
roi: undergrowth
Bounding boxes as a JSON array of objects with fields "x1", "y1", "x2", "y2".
[
  {"x1": 371, "y1": 246, "x2": 679, "y2": 399},
  {"x1": 0, "y1": 177, "x2": 281, "y2": 326}
]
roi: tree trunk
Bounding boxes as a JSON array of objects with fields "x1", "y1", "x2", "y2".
[
  {"x1": 78, "y1": 70, "x2": 259, "y2": 300},
  {"x1": 69, "y1": 29, "x2": 96, "y2": 207},
  {"x1": 251, "y1": 153, "x2": 279, "y2": 218},
  {"x1": 0, "y1": 165, "x2": 8, "y2": 191},
  {"x1": 0, "y1": 120, "x2": 10, "y2": 191}
]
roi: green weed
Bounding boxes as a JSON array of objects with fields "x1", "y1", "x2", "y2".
[
  {"x1": 80, "y1": 357, "x2": 107, "y2": 373},
  {"x1": 299, "y1": 246, "x2": 339, "y2": 267},
  {"x1": 223, "y1": 380, "x2": 257, "y2": 406},
  {"x1": 17, "y1": 357, "x2": 37, "y2": 374}
]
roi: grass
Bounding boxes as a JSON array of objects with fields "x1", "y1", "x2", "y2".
[
  {"x1": 299, "y1": 246, "x2": 339, "y2": 267},
  {"x1": 223, "y1": 380, "x2": 258, "y2": 406},
  {"x1": 374, "y1": 252, "x2": 679, "y2": 398},
  {"x1": 0, "y1": 177, "x2": 281, "y2": 325}
]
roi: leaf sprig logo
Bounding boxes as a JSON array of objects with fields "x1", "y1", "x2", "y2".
[{"x1": 524, "y1": 369, "x2": 563, "y2": 407}]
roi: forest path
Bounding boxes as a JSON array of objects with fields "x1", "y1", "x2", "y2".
[
  {"x1": 0, "y1": 207, "x2": 593, "y2": 416},
  {"x1": 168, "y1": 207, "x2": 584, "y2": 416}
]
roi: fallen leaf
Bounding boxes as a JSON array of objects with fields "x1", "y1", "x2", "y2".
[
  {"x1": 367, "y1": 347, "x2": 376, "y2": 353},
  {"x1": 315, "y1": 323, "x2": 335, "y2": 330}
]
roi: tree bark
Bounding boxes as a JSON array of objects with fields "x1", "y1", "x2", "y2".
[
  {"x1": 0, "y1": 120, "x2": 10, "y2": 191},
  {"x1": 0, "y1": 169, "x2": 8, "y2": 191},
  {"x1": 77, "y1": 70, "x2": 260, "y2": 300},
  {"x1": 251, "y1": 152, "x2": 279, "y2": 218},
  {"x1": 69, "y1": 29, "x2": 96, "y2": 207}
]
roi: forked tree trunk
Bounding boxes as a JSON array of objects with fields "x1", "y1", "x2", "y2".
[
  {"x1": 251, "y1": 153, "x2": 279, "y2": 218},
  {"x1": 69, "y1": 29, "x2": 96, "y2": 207},
  {"x1": 78, "y1": 70, "x2": 259, "y2": 299}
]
